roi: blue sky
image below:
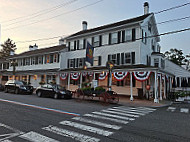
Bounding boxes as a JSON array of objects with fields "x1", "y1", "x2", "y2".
[{"x1": 0, "y1": 0, "x2": 189, "y2": 55}]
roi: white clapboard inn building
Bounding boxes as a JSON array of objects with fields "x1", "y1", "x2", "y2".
[
  {"x1": 0, "y1": 44, "x2": 66, "y2": 88},
  {"x1": 59, "y1": 2, "x2": 190, "y2": 103}
]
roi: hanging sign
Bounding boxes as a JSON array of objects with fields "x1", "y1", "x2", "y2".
[
  {"x1": 99, "y1": 72, "x2": 108, "y2": 81},
  {"x1": 113, "y1": 72, "x2": 128, "y2": 81},
  {"x1": 133, "y1": 71, "x2": 151, "y2": 82},
  {"x1": 60, "y1": 73, "x2": 68, "y2": 80},
  {"x1": 71, "y1": 73, "x2": 80, "y2": 81}
]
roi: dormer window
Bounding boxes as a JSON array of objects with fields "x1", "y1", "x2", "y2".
[
  {"x1": 148, "y1": 22, "x2": 152, "y2": 32},
  {"x1": 154, "y1": 58, "x2": 159, "y2": 67}
]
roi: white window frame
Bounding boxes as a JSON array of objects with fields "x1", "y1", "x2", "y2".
[
  {"x1": 125, "y1": 53, "x2": 131, "y2": 64},
  {"x1": 93, "y1": 57, "x2": 99, "y2": 67},
  {"x1": 111, "y1": 32, "x2": 118, "y2": 44},
  {"x1": 70, "y1": 41, "x2": 74, "y2": 51},
  {"x1": 79, "y1": 39, "x2": 83, "y2": 50},
  {"x1": 93, "y1": 36, "x2": 100, "y2": 47},
  {"x1": 69, "y1": 59, "x2": 75, "y2": 68},
  {"x1": 102, "y1": 34, "x2": 108, "y2": 45},
  {"x1": 125, "y1": 29, "x2": 132, "y2": 42}
]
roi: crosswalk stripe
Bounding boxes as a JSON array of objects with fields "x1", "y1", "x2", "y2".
[
  {"x1": 137, "y1": 107, "x2": 156, "y2": 111},
  {"x1": 101, "y1": 110, "x2": 139, "y2": 118},
  {"x1": 60, "y1": 121, "x2": 113, "y2": 137},
  {"x1": 1, "y1": 140, "x2": 13, "y2": 142},
  {"x1": 19, "y1": 131, "x2": 59, "y2": 142},
  {"x1": 43, "y1": 125, "x2": 100, "y2": 142},
  {"x1": 114, "y1": 106, "x2": 155, "y2": 111},
  {"x1": 167, "y1": 107, "x2": 176, "y2": 112},
  {"x1": 113, "y1": 107, "x2": 154, "y2": 113},
  {"x1": 107, "y1": 108, "x2": 146, "y2": 115},
  {"x1": 180, "y1": 108, "x2": 189, "y2": 113},
  {"x1": 72, "y1": 117, "x2": 121, "y2": 130},
  {"x1": 83, "y1": 114, "x2": 129, "y2": 124},
  {"x1": 92, "y1": 112, "x2": 135, "y2": 121}
]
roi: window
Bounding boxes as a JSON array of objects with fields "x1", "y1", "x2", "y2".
[
  {"x1": 69, "y1": 59, "x2": 75, "y2": 68},
  {"x1": 70, "y1": 41, "x2": 74, "y2": 51},
  {"x1": 161, "y1": 59, "x2": 165, "y2": 69},
  {"x1": 111, "y1": 32, "x2": 118, "y2": 44},
  {"x1": 154, "y1": 58, "x2": 159, "y2": 67},
  {"x1": 148, "y1": 22, "x2": 152, "y2": 32},
  {"x1": 93, "y1": 57, "x2": 99, "y2": 66},
  {"x1": 152, "y1": 40, "x2": 155, "y2": 51},
  {"x1": 142, "y1": 30, "x2": 147, "y2": 44},
  {"x1": 93, "y1": 36, "x2": 100, "y2": 47},
  {"x1": 54, "y1": 54, "x2": 57, "y2": 63},
  {"x1": 26, "y1": 58, "x2": 30, "y2": 66},
  {"x1": 50, "y1": 54, "x2": 53, "y2": 63},
  {"x1": 38, "y1": 56, "x2": 43, "y2": 64},
  {"x1": 111, "y1": 54, "x2": 117, "y2": 64},
  {"x1": 125, "y1": 53, "x2": 131, "y2": 64},
  {"x1": 125, "y1": 29, "x2": 132, "y2": 41},
  {"x1": 45, "y1": 55, "x2": 50, "y2": 64},
  {"x1": 102, "y1": 34, "x2": 108, "y2": 45},
  {"x1": 78, "y1": 58, "x2": 84, "y2": 68},
  {"x1": 79, "y1": 39, "x2": 83, "y2": 49},
  {"x1": 31, "y1": 57, "x2": 35, "y2": 65}
]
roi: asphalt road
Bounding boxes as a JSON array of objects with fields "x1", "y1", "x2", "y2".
[{"x1": 0, "y1": 91, "x2": 189, "y2": 142}]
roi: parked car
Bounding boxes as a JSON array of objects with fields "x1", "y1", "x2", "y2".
[
  {"x1": 35, "y1": 84, "x2": 72, "y2": 99},
  {"x1": 4, "y1": 80, "x2": 33, "y2": 94}
]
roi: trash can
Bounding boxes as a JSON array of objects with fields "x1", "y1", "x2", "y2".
[{"x1": 137, "y1": 88, "x2": 143, "y2": 99}]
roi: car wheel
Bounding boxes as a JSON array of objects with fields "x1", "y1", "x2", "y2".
[
  {"x1": 15, "y1": 88, "x2": 19, "y2": 94},
  {"x1": 5, "y1": 87, "x2": 8, "y2": 93},
  {"x1": 37, "y1": 91, "x2": 42, "y2": 97},
  {"x1": 54, "y1": 93, "x2": 59, "y2": 99}
]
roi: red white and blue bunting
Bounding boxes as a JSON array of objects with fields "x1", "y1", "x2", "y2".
[
  {"x1": 70, "y1": 73, "x2": 80, "y2": 81},
  {"x1": 133, "y1": 71, "x2": 151, "y2": 82},
  {"x1": 113, "y1": 72, "x2": 129, "y2": 81},
  {"x1": 99, "y1": 72, "x2": 108, "y2": 81},
  {"x1": 60, "y1": 73, "x2": 68, "y2": 80}
]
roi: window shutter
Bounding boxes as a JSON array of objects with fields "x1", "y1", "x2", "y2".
[
  {"x1": 108, "y1": 33, "x2": 111, "y2": 45},
  {"x1": 77, "y1": 40, "x2": 79, "y2": 50},
  {"x1": 98, "y1": 56, "x2": 102, "y2": 66},
  {"x1": 92, "y1": 37, "x2": 94, "y2": 47},
  {"x1": 73, "y1": 59, "x2": 76, "y2": 68},
  {"x1": 74, "y1": 41, "x2": 76, "y2": 50},
  {"x1": 131, "y1": 52, "x2": 135, "y2": 64},
  {"x1": 132, "y1": 28, "x2": 136, "y2": 41},
  {"x1": 117, "y1": 53, "x2": 120, "y2": 65},
  {"x1": 118, "y1": 31, "x2": 121, "y2": 43},
  {"x1": 67, "y1": 59, "x2": 70, "y2": 68},
  {"x1": 122, "y1": 30, "x2": 125, "y2": 43},
  {"x1": 108, "y1": 55, "x2": 111, "y2": 61},
  {"x1": 99, "y1": 35, "x2": 102, "y2": 46},
  {"x1": 142, "y1": 29, "x2": 144, "y2": 42},
  {"x1": 68, "y1": 42, "x2": 70, "y2": 51},
  {"x1": 83, "y1": 39, "x2": 86, "y2": 49},
  {"x1": 76, "y1": 58, "x2": 79, "y2": 68},
  {"x1": 146, "y1": 55, "x2": 149, "y2": 65},
  {"x1": 121, "y1": 53, "x2": 124, "y2": 64}
]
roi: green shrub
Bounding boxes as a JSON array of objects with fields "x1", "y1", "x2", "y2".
[
  {"x1": 81, "y1": 87, "x2": 91, "y2": 91},
  {"x1": 95, "y1": 86, "x2": 106, "y2": 92}
]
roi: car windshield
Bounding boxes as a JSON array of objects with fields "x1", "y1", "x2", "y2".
[
  {"x1": 15, "y1": 81, "x2": 27, "y2": 86},
  {"x1": 53, "y1": 85, "x2": 65, "y2": 90}
]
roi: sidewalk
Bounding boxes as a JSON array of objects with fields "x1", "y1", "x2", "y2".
[{"x1": 118, "y1": 96, "x2": 172, "y2": 108}]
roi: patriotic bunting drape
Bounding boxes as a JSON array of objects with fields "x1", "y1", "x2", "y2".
[
  {"x1": 99, "y1": 72, "x2": 108, "y2": 81},
  {"x1": 71, "y1": 73, "x2": 80, "y2": 80},
  {"x1": 133, "y1": 71, "x2": 151, "y2": 82},
  {"x1": 113, "y1": 72, "x2": 128, "y2": 81},
  {"x1": 60, "y1": 73, "x2": 68, "y2": 80}
]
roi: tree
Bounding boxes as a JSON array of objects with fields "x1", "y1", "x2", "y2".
[
  {"x1": 184, "y1": 54, "x2": 190, "y2": 71},
  {"x1": 0, "y1": 38, "x2": 17, "y2": 59},
  {"x1": 164, "y1": 48, "x2": 185, "y2": 66}
]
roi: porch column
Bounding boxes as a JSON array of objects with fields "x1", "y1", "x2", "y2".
[
  {"x1": 130, "y1": 72, "x2": 133, "y2": 101},
  {"x1": 108, "y1": 71, "x2": 112, "y2": 91},
  {"x1": 67, "y1": 73, "x2": 70, "y2": 90},
  {"x1": 154, "y1": 71, "x2": 159, "y2": 103},
  {"x1": 170, "y1": 77, "x2": 172, "y2": 91},
  {"x1": 93, "y1": 72, "x2": 96, "y2": 80},
  {"x1": 80, "y1": 73, "x2": 82, "y2": 88},
  {"x1": 179, "y1": 77, "x2": 182, "y2": 88},
  {"x1": 163, "y1": 75, "x2": 166, "y2": 99},
  {"x1": 160, "y1": 75, "x2": 163, "y2": 101}
]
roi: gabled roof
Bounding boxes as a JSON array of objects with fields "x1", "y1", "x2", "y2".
[
  {"x1": 10, "y1": 45, "x2": 66, "y2": 59},
  {"x1": 66, "y1": 13, "x2": 151, "y2": 39}
]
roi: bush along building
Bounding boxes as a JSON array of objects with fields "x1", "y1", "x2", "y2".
[
  {"x1": 0, "y1": 2, "x2": 189, "y2": 103},
  {"x1": 59, "y1": 2, "x2": 190, "y2": 103}
]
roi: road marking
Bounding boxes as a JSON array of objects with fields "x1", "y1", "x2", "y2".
[
  {"x1": 84, "y1": 114, "x2": 129, "y2": 124},
  {"x1": 114, "y1": 106, "x2": 155, "y2": 112},
  {"x1": 43, "y1": 125, "x2": 100, "y2": 142},
  {"x1": 0, "y1": 98, "x2": 80, "y2": 117},
  {"x1": 19, "y1": 131, "x2": 59, "y2": 142},
  {"x1": 167, "y1": 107, "x2": 176, "y2": 112},
  {"x1": 107, "y1": 108, "x2": 146, "y2": 115},
  {"x1": 92, "y1": 112, "x2": 135, "y2": 121},
  {"x1": 60, "y1": 121, "x2": 113, "y2": 136},
  {"x1": 72, "y1": 117, "x2": 121, "y2": 130},
  {"x1": 113, "y1": 107, "x2": 154, "y2": 113},
  {"x1": 180, "y1": 108, "x2": 189, "y2": 113},
  {"x1": 101, "y1": 110, "x2": 139, "y2": 118}
]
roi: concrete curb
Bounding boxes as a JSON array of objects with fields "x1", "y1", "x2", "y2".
[{"x1": 151, "y1": 102, "x2": 173, "y2": 108}]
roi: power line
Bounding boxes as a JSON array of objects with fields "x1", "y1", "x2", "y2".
[
  {"x1": 3, "y1": 0, "x2": 78, "y2": 27},
  {"x1": 154, "y1": 2, "x2": 190, "y2": 14},
  {"x1": 15, "y1": 15, "x2": 190, "y2": 44},
  {"x1": 2, "y1": 0, "x2": 77, "y2": 24},
  {"x1": 3, "y1": 0, "x2": 104, "y2": 31}
]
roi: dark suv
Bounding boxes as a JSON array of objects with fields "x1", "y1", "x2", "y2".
[{"x1": 4, "y1": 80, "x2": 33, "y2": 94}]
